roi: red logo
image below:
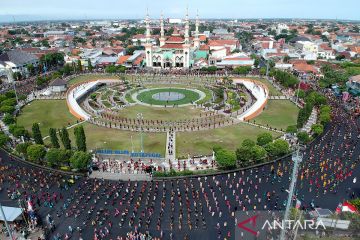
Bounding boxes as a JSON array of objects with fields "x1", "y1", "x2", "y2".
[{"x1": 237, "y1": 215, "x2": 259, "y2": 236}]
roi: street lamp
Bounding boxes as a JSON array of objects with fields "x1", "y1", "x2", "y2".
[
  {"x1": 137, "y1": 113, "x2": 144, "y2": 153},
  {"x1": 279, "y1": 149, "x2": 303, "y2": 240},
  {"x1": 280, "y1": 75, "x2": 304, "y2": 240},
  {"x1": 0, "y1": 202, "x2": 14, "y2": 239}
]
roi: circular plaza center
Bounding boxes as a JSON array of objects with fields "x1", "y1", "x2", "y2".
[
  {"x1": 134, "y1": 88, "x2": 205, "y2": 106},
  {"x1": 152, "y1": 92, "x2": 185, "y2": 101}
]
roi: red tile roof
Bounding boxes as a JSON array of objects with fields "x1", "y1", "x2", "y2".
[
  {"x1": 166, "y1": 36, "x2": 184, "y2": 43},
  {"x1": 208, "y1": 39, "x2": 239, "y2": 46},
  {"x1": 117, "y1": 55, "x2": 131, "y2": 65},
  {"x1": 199, "y1": 35, "x2": 207, "y2": 41},
  {"x1": 293, "y1": 63, "x2": 318, "y2": 73},
  {"x1": 160, "y1": 43, "x2": 183, "y2": 49},
  {"x1": 133, "y1": 56, "x2": 144, "y2": 65}
]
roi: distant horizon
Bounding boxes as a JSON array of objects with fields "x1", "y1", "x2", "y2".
[
  {"x1": 0, "y1": 0, "x2": 359, "y2": 24},
  {"x1": 0, "y1": 15, "x2": 359, "y2": 25}
]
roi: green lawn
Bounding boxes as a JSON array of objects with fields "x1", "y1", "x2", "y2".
[
  {"x1": 18, "y1": 100, "x2": 166, "y2": 155},
  {"x1": 80, "y1": 123, "x2": 166, "y2": 155},
  {"x1": 68, "y1": 74, "x2": 119, "y2": 86},
  {"x1": 116, "y1": 105, "x2": 204, "y2": 121},
  {"x1": 254, "y1": 100, "x2": 299, "y2": 131},
  {"x1": 17, "y1": 100, "x2": 78, "y2": 135},
  {"x1": 176, "y1": 123, "x2": 281, "y2": 157}
]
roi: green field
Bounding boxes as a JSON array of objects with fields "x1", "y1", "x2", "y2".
[
  {"x1": 17, "y1": 100, "x2": 166, "y2": 155},
  {"x1": 17, "y1": 99, "x2": 290, "y2": 157},
  {"x1": 17, "y1": 100, "x2": 78, "y2": 135},
  {"x1": 254, "y1": 100, "x2": 299, "y2": 131},
  {"x1": 116, "y1": 105, "x2": 204, "y2": 121},
  {"x1": 80, "y1": 123, "x2": 166, "y2": 155},
  {"x1": 136, "y1": 88, "x2": 201, "y2": 105},
  {"x1": 176, "y1": 123, "x2": 281, "y2": 157},
  {"x1": 68, "y1": 74, "x2": 119, "y2": 86}
]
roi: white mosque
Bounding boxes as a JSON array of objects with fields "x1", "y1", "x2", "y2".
[{"x1": 144, "y1": 10, "x2": 201, "y2": 69}]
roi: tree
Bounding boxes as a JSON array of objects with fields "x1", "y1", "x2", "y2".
[
  {"x1": 250, "y1": 145, "x2": 267, "y2": 162},
  {"x1": 26, "y1": 64, "x2": 35, "y2": 76},
  {"x1": 311, "y1": 124, "x2": 324, "y2": 137},
  {"x1": 297, "y1": 131, "x2": 310, "y2": 144},
  {"x1": 2, "y1": 113, "x2": 15, "y2": 125},
  {"x1": 27, "y1": 144, "x2": 46, "y2": 163},
  {"x1": 46, "y1": 148, "x2": 72, "y2": 167},
  {"x1": 215, "y1": 147, "x2": 236, "y2": 170},
  {"x1": 59, "y1": 127, "x2": 71, "y2": 150},
  {"x1": 0, "y1": 105, "x2": 15, "y2": 114},
  {"x1": 294, "y1": 89, "x2": 306, "y2": 99},
  {"x1": 256, "y1": 133, "x2": 273, "y2": 146},
  {"x1": 259, "y1": 67, "x2": 267, "y2": 76},
  {"x1": 236, "y1": 146, "x2": 253, "y2": 165},
  {"x1": 49, "y1": 128, "x2": 60, "y2": 148},
  {"x1": 5, "y1": 91, "x2": 16, "y2": 99},
  {"x1": 70, "y1": 151, "x2": 91, "y2": 170},
  {"x1": 87, "y1": 59, "x2": 93, "y2": 71},
  {"x1": 265, "y1": 139, "x2": 289, "y2": 157},
  {"x1": 77, "y1": 59, "x2": 83, "y2": 72},
  {"x1": 272, "y1": 70, "x2": 299, "y2": 88},
  {"x1": 233, "y1": 66, "x2": 252, "y2": 75},
  {"x1": 319, "y1": 105, "x2": 331, "y2": 125},
  {"x1": 0, "y1": 132, "x2": 10, "y2": 147},
  {"x1": 9, "y1": 124, "x2": 28, "y2": 138},
  {"x1": 74, "y1": 125, "x2": 86, "y2": 152},
  {"x1": 283, "y1": 55, "x2": 290, "y2": 63},
  {"x1": 32, "y1": 123, "x2": 44, "y2": 145},
  {"x1": 15, "y1": 142, "x2": 32, "y2": 156},
  {"x1": 242, "y1": 139, "x2": 256, "y2": 148}
]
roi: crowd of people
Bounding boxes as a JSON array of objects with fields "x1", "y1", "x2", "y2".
[{"x1": 0, "y1": 71, "x2": 360, "y2": 239}]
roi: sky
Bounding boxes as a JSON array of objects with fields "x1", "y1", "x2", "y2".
[{"x1": 0, "y1": 0, "x2": 359, "y2": 22}]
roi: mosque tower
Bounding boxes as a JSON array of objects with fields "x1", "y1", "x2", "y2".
[
  {"x1": 144, "y1": 9, "x2": 153, "y2": 68},
  {"x1": 182, "y1": 8, "x2": 191, "y2": 68}
]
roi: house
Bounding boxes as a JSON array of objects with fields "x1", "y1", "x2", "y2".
[
  {"x1": 318, "y1": 43, "x2": 335, "y2": 60},
  {"x1": 117, "y1": 51, "x2": 144, "y2": 68},
  {"x1": 295, "y1": 41, "x2": 318, "y2": 54},
  {"x1": 49, "y1": 78, "x2": 67, "y2": 93},
  {"x1": 214, "y1": 53, "x2": 254, "y2": 69},
  {"x1": 0, "y1": 50, "x2": 39, "y2": 76},
  {"x1": 208, "y1": 39, "x2": 241, "y2": 53}
]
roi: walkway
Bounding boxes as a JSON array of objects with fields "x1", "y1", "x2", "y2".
[
  {"x1": 90, "y1": 170, "x2": 152, "y2": 181},
  {"x1": 301, "y1": 107, "x2": 318, "y2": 133},
  {"x1": 241, "y1": 121, "x2": 285, "y2": 134},
  {"x1": 42, "y1": 120, "x2": 86, "y2": 140},
  {"x1": 166, "y1": 130, "x2": 176, "y2": 161},
  {"x1": 269, "y1": 95, "x2": 290, "y2": 100}
]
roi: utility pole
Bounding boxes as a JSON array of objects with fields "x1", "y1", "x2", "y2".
[{"x1": 0, "y1": 202, "x2": 14, "y2": 240}]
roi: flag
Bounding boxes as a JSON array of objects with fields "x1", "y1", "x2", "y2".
[{"x1": 341, "y1": 202, "x2": 357, "y2": 213}]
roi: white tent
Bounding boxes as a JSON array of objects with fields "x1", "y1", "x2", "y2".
[{"x1": 0, "y1": 206, "x2": 23, "y2": 222}]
